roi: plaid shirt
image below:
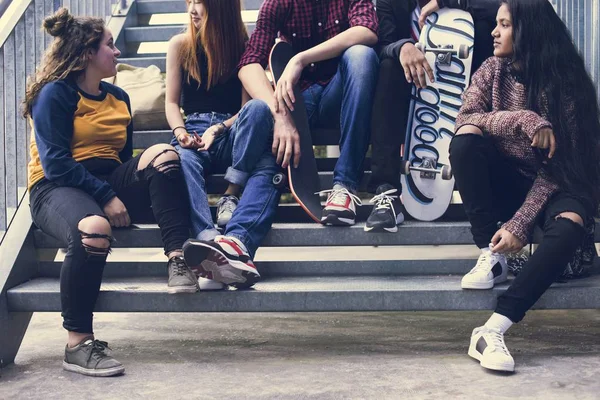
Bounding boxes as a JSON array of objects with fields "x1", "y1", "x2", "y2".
[{"x1": 238, "y1": 0, "x2": 378, "y2": 91}]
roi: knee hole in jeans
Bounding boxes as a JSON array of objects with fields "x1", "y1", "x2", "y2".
[
  {"x1": 455, "y1": 125, "x2": 483, "y2": 136},
  {"x1": 77, "y1": 215, "x2": 113, "y2": 256},
  {"x1": 141, "y1": 147, "x2": 182, "y2": 179},
  {"x1": 555, "y1": 212, "x2": 584, "y2": 227}
]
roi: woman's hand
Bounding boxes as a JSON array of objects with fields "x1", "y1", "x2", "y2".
[
  {"x1": 419, "y1": 0, "x2": 440, "y2": 29},
  {"x1": 176, "y1": 129, "x2": 202, "y2": 149},
  {"x1": 400, "y1": 43, "x2": 435, "y2": 88},
  {"x1": 531, "y1": 127, "x2": 556, "y2": 159},
  {"x1": 103, "y1": 196, "x2": 131, "y2": 228},
  {"x1": 197, "y1": 124, "x2": 226, "y2": 151},
  {"x1": 490, "y1": 228, "x2": 524, "y2": 254}
]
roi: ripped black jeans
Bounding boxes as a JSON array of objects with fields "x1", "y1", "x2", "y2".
[
  {"x1": 30, "y1": 151, "x2": 190, "y2": 333},
  {"x1": 450, "y1": 134, "x2": 593, "y2": 322}
]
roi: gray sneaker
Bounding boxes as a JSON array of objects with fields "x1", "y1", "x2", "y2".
[
  {"x1": 63, "y1": 339, "x2": 125, "y2": 377},
  {"x1": 168, "y1": 256, "x2": 199, "y2": 294},
  {"x1": 216, "y1": 195, "x2": 239, "y2": 228}
]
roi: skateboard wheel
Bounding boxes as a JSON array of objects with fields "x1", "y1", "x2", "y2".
[
  {"x1": 458, "y1": 44, "x2": 469, "y2": 59},
  {"x1": 441, "y1": 165, "x2": 453, "y2": 180},
  {"x1": 415, "y1": 43, "x2": 425, "y2": 53},
  {"x1": 273, "y1": 172, "x2": 286, "y2": 188},
  {"x1": 400, "y1": 160, "x2": 411, "y2": 175}
]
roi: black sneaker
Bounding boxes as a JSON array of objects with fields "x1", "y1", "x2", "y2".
[
  {"x1": 167, "y1": 255, "x2": 199, "y2": 294},
  {"x1": 63, "y1": 339, "x2": 125, "y2": 377},
  {"x1": 364, "y1": 184, "x2": 405, "y2": 232}
]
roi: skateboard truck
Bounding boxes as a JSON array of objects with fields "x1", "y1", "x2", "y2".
[
  {"x1": 401, "y1": 158, "x2": 453, "y2": 180},
  {"x1": 415, "y1": 43, "x2": 469, "y2": 65}
]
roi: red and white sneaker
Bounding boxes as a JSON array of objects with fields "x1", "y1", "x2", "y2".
[
  {"x1": 320, "y1": 186, "x2": 362, "y2": 226},
  {"x1": 182, "y1": 235, "x2": 260, "y2": 289}
]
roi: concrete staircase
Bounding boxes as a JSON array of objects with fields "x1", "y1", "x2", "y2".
[{"x1": 2, "y1": 0, "x2": 600, "y2": 366}]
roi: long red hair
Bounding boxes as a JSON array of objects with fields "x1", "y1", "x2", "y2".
[{"x1": 180, "y1": 0, "x2": 248, "y2": 89}]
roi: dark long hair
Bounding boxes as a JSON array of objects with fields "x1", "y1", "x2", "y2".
[
  {"x1": 23, "y1": 8, "x2": 105, "y2": 117},
  {"x1": 504, "y1": 0, "x2": 600, "y2": 205}
]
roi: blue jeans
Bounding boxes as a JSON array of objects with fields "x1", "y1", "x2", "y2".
[
  {"x1": 302, "y1": 45, "x2": 379, "y2": 192},
  {"x1": 173, "y1": 100, "x2": 281, "y2": 257}
]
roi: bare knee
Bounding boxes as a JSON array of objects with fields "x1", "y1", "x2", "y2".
[
  {"x1": 556, "y1": 212, "x2": 584, "y2": 227},
  {"x1": 77, "y1": 215, "x2": 112, "y2": 254},
  {"x1": 138, "y1": 144, "x2": 180, "y2": 171},
  {"x1": 455, "y1": 125, "x2": 483, "y2": 136}
]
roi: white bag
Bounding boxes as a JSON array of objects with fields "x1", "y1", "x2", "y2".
[{"x1": 105, "y1": 63, "x2": 169, "y2": 131}]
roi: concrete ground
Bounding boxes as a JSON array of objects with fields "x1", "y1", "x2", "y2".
[{"x1": 1, "y1": 310, "x2": 600, "y2": 399}]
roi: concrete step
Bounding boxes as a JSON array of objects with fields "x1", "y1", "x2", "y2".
[
  {"x1": 37, "y1": 257, "x2": 479, "y2": 278},
  {"x1": 119, "y1": 56, "x2": 165, "y2": 71},
  {"x1": 190, "y1": 170, "x2": 376, "y2": 194},
  {"x1": 33, "y1": 220, "x2": 600, "y2": 249},
  {"x1": 34, "y1": 220, "x2": 583, "y2": 249},
  {"x1": 133, "y1": 129, "x2": 342, "y2": 148},
  {"x1": 124, "y1": 24, "x2": 256, "y2": 44},
  {"x1": 8, "y1": 275, "x2": 600, "y2": 312},
  {"x1": 136, "y1": 0, "x2": 265, "y2": 14},
  {"x1": 34, "y1": 221, "x2": 474, "y2": 248}
]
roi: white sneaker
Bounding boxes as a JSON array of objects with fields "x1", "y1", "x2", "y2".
[
  {"x1": 198, "y1": 277, "x2": 226, "y2": 291},
  {"x1": 468, "y1": 326, "x2": 515, "y2": 372},
  {"x1": 461, "y1": 249, "x2": 508, "y2": 289}
]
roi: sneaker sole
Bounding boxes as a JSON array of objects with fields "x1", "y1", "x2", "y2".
[
  {"x1": 183, "y1": 241, "x2": 260, "y2": 289},
  {"x1": 462, "y1": 275, "x2": 508, "y2": 290},
  {"x1": 321, "y1": 214, "x2": 355, "y2": 226},
  {"x1": 480, "y1": 359, "x2": 515, "y2": 372},
  {"x1": 198, "y1": 277, "x2": 227, "y2": 291},
  {"x1": 167, "y1": 285, "x2": 199, "y2": 294},
  {"x1": 364, "y1": 225, "x2": 398, "y2": 233},
  {"x1": 63, "y1": 361, "x2": 125, "y2": 377},
  {"x1": 468, "y1": 343, "x2": 514, "y2": 372}
]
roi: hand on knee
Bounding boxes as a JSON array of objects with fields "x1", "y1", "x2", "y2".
[{"x1": 78, "y1": 215, "x2": 112, "y2": 256}]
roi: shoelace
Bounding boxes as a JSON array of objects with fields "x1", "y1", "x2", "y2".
[
  {"x1": 217, "y1": 196, "x2": 237, "y2": 216},
  {"x1": 469, "y1": 252, "x2": 492, "y2": 274},
  {"x1": 170, "y1": 256, "x2": 188, "y2": 276},
  {"x1": 86, "y1": 340, "x2": 111, "y2": 364},
  {"x1": 369, "y1": 189, "x2": 398, "y2": 214},
  {"x1": 486, "y1": 330, "x2": 511, "y2": 356},
  {"x1": 318, "y1": 187, "x2": 363, "y2": 207}
]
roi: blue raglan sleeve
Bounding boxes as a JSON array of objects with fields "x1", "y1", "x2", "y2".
[
  {"x1": 118, "y1": 88, "x2": 133, "y2": 163},
  {"x1": 32, "y1": 81, "x2": 117, "y2": 207}
]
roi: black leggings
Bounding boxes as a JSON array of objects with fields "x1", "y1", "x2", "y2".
[
  {"x1": 450, "y1": 134, "x2": 590, "y2": 322},
  {"x1": 368, "y1": 19, "x2": 495, "y2": 194},
  {"x1": 30, "y1": 150, "x2": 190, "y2": 333}
]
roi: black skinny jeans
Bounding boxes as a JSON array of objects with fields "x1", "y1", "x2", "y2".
[
  {"x1": 369, "y1": 19, "x2": 494, "y2": 193},
  {"x1": 449, "y1": 134, "x2": 590, "y2": 322},
  {"x1": 30, "y1": 150, "x2": 191, "y2": 333}
]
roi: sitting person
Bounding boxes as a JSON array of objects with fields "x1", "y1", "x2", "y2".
[
  {"x1": 25, "y1": 8, "x2": 198, "y2": 377},
  {"x1": 367, "y1": 0, "x2": 497, "y2": 232},
  {"x1": 450, "y1": 0, "x2": 600, "y2": 371},
  {"x1": 167, "y1": 0, "x2": 280, "y2": 289},
  {"x1": 238, "y1": 0, "x2": 379, "y2": 226}
]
